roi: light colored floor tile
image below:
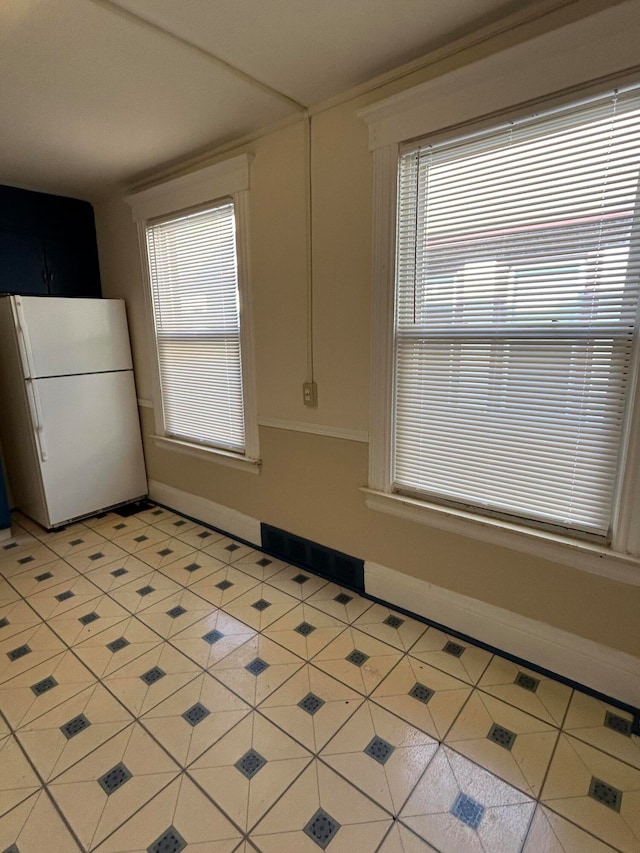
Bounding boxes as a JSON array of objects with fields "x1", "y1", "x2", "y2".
[
  {"x1": 92, "y1": 513, "x2": 148, "y2": 539},
  {"x1": 103, "y1": 642, "x2": 201, "y2": 716},
  {"x1": 134, "y1": 505, "x2": 177, "y2": 526},
  {"x1": 523, "y1": 804, "x2": 619, "y2": 852},
  {"x1": 410, "y1": 627, "x2": 493, "y2": 685},
  {"x1": 0, "y1": 598, "x2": 42, "y2": 640},
  {"x1": 371, "y1": 655, "x2": 472, "y2": 740},
  {"x1": 211, "y1": 634, "x2": 304, "y2": 706},
  {"x1": 201, "y1": 535, "x2": 256, "y2": 564},
  {"x1": 353, "y1": 602, "x2": 428, "y2": 653},
  {"x1": 262, "y1": 602, "x2": 347, "y2": 661},
  {"x1": 563, "y1": 690, "x2": 640, "y2": 770},
  {"x1": 189, "y1": 565, "x2": 261, "y2": 608},
  {"x1": 86, "y1": 554, "x2": 155, "y2": 593},
  {"x1": 0, "y1": 734, "x2": 41, "y2": 818},
  {"x1": 223, "y1": 582, "x2": 300, "y2": 631},
  {"x1": 171, "y1": 609, "x2": 256, "y2": 669},
  {"x1": 8, "y1": 558, "x2": 78, "y2": 598},
  {"x1": 190, "y1": 711, "x2": 312, "y2": 831},
  {"x1": 400, "y1": 745, "x2": 535, "y2": 853},
  {"x1": 232, "y1": 551, "x2": 290, "y2": 582},
  {"x1": 136, "y1": 587, "x2": 216, "y2": 639},
  {"x1": 135, "y1": 537, "x2": 196, "y2": 570},
  {"x1": 157, "y1": 550, "x2": 227, "y2": 587},
  {"x1": 45, "y1": 527, "x2": 107, "y2": 559},
  {"x1": 0, "y1": 543, "x2": 60, "y2": 579},
  {"x1": 251, "y1": 760, "x2": 392, "y2": 851},
  {"x1": 0, "y1": 623, "x2": 66, "y2": 684},
  {"x1": 0, "y1": 649, "x2": 96, "y2": 729},
  {"x1": 378, "y1": 823, "x2": 439, "y2": 851},
  {"x1": 93, "y1": 773, "x2": 241, "y2": 852},
  {"x1": 25, "y1": 573, "x2": 101, "y2": 620},
  {"x1": 0, "y1": 789, "x2": 82, "y2": 852},
  {"x1": 444, "y1": 690, "x2": 559, "y2": 797},
  {"x1": 174, "y1": 523, "x2": 226, "y2": 550},
  {"x1": 306, "y1": 582, "x2": 374, "y2": 624},
  {"x1": 265, "y1": 564, "x2": 329, "y2": 600},
  {"x1": 0, "y1": 526, "x2": 40, "y2": 558},
  {"x1": 541, "y1": 733, "x2": 640, "y2": 852},
  {"x1": 46, "y1": 593, "x2": 131, "y2": 646},
  {"x1": 48, "y1": 722, "x2": 179, "y2": 850},
  {"x1": 321, "y1": 701, "x2": 438, "y2": 814},
  {"x1": 15, "y1": 683, "x2": 134, "y2": 781},
  {"x1": 82, "y1": 511, "x2": 123, "y2": 530},
  {"x1": 73, "y1": 616, "x2": 163, "y2": 678},
  {"x1": 152, "y1": 513, "x2": 199, "y2": 537},
  {"x1": 311, "y1": 627, "x2": 404, "y2": 696},
  {"x1": 109, "y1": 570, "x2": 182, "y2": 614},
  {"x1": 141, "y1": 672, "x2": 251, "y2": 766},
  {"x1": 64, "y1": 540, "x2": 130, "y2": 574},
  {"x1": 111, "y1": 525, "x2": 170, "y2": 555},
  {"x1": 0, "y1": 579, "x2": 19, "y2": 606},
  {"x1": 259, "y1": 664, "x2": 364, "y2": 753},
  {"x1": 478, "y1": 655, "x2": 572, "y2": 726}
]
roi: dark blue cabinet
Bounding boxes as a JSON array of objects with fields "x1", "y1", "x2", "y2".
[{"x1": 0, "y1": 185, "x2": 101, "y2": 298}]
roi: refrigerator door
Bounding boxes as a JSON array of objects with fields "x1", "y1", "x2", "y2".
[
  {"x1": 13, "y1": 295, "x2": 133, "y2": 378},
  {"x1": 32, "y1": 370, "x2": 147, "y2": 526}
]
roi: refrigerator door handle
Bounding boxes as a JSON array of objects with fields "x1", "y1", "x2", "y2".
[
  {"x1": 12, "y1": 296, "x2": 37, "y2": 380},
  {"x1": 25, "y1": 380, "x2": 48, "y2": 462}
]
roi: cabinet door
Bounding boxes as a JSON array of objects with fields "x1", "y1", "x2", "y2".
[
  {"x1": 0, "y1": 233, "x2": 48, "y2": 295},
  {"x1": 44, "y1": 238, "x2": 101, "y2": 298}
]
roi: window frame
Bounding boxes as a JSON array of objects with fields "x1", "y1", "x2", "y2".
[
  {"x1": 359, "y1": 5, "x2": 640, "y2": 584},
  {"x1": 127, "y1": 155, "x2": 260, "y2": 473}
]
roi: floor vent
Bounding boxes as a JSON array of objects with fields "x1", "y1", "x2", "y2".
[{"x1": 260, "y1": 524, "x2": 364, "y2": 592}]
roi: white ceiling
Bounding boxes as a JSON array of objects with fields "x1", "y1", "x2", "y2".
[{"x1": 0, "y1": 0, "x2": 528, "y2": 198}]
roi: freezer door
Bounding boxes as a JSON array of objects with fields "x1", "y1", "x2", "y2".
[
  {"x1": 33, "y1": 370, "x2": 147, "y2": 526},
  {"x1": 13, "y1": 296, "x2": 133, "y2": 378}
]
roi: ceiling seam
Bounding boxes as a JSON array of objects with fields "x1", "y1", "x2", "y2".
[{"x1": 85, "y1": 0, "x2": 307, "y2": 112}]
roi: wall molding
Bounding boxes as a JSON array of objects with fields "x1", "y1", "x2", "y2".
[
  {"x1": 366, "y1": 560, "x2": 640, "y2": 708},
  {"x1": 147, "y1": 480, "x2": 261, "y2": 546},
  {"x1": 258, "y1": 417, "x2": 369, "y2": 443}
]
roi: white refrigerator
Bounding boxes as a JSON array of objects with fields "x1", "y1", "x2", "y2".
[{"x1": 0, "y1": 295, "x2": 147, "y2": 529}]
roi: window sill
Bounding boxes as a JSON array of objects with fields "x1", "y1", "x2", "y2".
[
  {"x1": 151, "y1": 435, "x2": 261, "y2": 474},
  {"x1": 361, "y1": 487, "x2": 640, "y2": 587}
]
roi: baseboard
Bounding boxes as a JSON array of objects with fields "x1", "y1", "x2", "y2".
[
  {"x1": 147, "y1": 480, "x2": 261, "y2": 546},
  {"x1": 365, "y1": 561, "x2": 640, "y2": 709},
  {"x1": 143, "y1": 483, "x2": 639, "y2": 709}
]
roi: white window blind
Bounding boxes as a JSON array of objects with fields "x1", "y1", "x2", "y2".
[
  {"x1": 394, "y1": 87, "x2": 640, "y2": 537},
  {"x1": 145, "y1": 201, "x2": 246, "y2": 453}
]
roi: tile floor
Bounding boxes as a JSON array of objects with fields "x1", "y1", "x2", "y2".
[{"x1": 0, "y1": 504, "x2": 638, "y2": 852}]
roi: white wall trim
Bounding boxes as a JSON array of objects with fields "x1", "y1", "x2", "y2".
[
  {"x1": 151, "y1": 436, "x2": 260, "y2": 474},
  {"x1": 365, "y1": 560, "x2": 640, "y2": 708},
  {"x1": 359, "y1": 2, "x2": 640, "y2": 150},
  {"x1": 363, "y1": 488, "x2": 640, "y2": 587},
  {"x1": 258, "y1": 417, "x2": 368, "y2": 443},
  {"x1": 147, "y1": 480, "x2": 261, "y2": 545},
  {"x1": 125, "y1": 154, "x2": 251, "y2": 221}
]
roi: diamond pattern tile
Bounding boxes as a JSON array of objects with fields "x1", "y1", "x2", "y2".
[
  {"x1": 98, "y1": 762, "x2": 132, "y2": 795},
  {"x1": 303, "y1": 808, "x2": 341, "y2": 849},
  {"x1": 235, "y1": 748, "x2": 267, "y2": 779},
  {"x1": 3, "y1": 503, "x2": 635, "y2": 853}
]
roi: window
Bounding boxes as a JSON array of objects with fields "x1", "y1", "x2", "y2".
[
  {"x1": 127, "y1": 155, "x2": 259, "y2": 471},
  {"x1": 392, "y1": 88, "x2": 640, "y2": 540},
  {"x1": 145, "y1": 202, "x2": 245, "y2": 453}
]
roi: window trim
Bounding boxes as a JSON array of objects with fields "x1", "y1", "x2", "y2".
[
  {"x1": 127, "y1": 155, "x2": 260, "y2": 471},
  {"x1": 359, "y1": 5, "x2": 640, "y2": 583}
]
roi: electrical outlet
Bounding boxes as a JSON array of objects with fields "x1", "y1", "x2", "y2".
[{"x1": 303, "y1": 382, "x2": 317, "y2": 407}]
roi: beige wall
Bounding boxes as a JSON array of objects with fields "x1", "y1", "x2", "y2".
[{"x1": 94, "y1": 2, "x2": 640, "y2": 658}]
